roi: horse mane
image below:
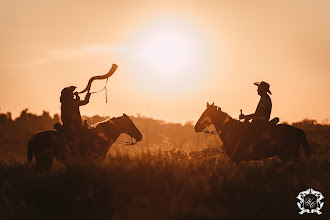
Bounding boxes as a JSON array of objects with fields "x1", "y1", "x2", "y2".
[
  {"x1": 212, "y1": 105, "x2": 237, "y2": 123},
  {"x1": 218, "y1": 109, "x2": 234, "y2": 120},
  {"x1": 90, "y1": 117, "x2": 113, "y2": 129}
]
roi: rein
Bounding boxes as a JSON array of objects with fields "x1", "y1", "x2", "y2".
[
  {"x1": 203, "y1": 126, "x2": 218, "y2": 139},
  {"x1": 115, "y1": 134, "x2": 137, "y2": 146},
  {"x1": 202, "y1": 116, "x2": 236, "y2": 139}
]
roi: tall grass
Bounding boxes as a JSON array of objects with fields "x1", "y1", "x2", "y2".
[
  {"x1": 0, "y1": 140, "x2": 329, "y2": 219},
  {"x1": 0, "y1": 113, "x2": 329, "y2": 219}
]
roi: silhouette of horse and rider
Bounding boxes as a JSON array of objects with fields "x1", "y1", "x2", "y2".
[
  {"x1": 195, "y1": 81, "x2": 310, "y2": 162},
  {"x1": 27, "y1": 64, "x2": 143, "y2": 170},
  {"x1": 28, "y1": 66, "x2": 310, "y2": 170}
]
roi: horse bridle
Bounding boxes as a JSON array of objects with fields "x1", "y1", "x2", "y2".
[
  {"x1": 115, "y1": 134, "x2": 137, "y2": 146},
  {"x1": 203, "y1": 126, "x2": 218, "y2": 139}
]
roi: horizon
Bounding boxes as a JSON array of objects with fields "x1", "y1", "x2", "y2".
[
  {"x1": 0, "y1": 108, "x2": 328, "y2": 126},
  {"x1": 1, "y1": 0, "x2": 329, "y2": 124}
]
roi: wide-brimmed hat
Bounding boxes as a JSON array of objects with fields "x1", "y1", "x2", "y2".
[
  {"x1": 61, "y1": 86, "x2": 76, "y2": 95},
  {"x1": 60, "y1": 86, "x2": 77, "y2": 103},
  {"x1": 254, "y1": 81, "x2": 271, "y2": 94}
]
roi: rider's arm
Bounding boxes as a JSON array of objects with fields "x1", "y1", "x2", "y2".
[
  {"x1": 240, "y1": 95, "x2": 271, "y2": 121},
  {"x1": 239, "y1": 113, "x2": 255, "y2": 120},
  {"x1": 240, "y1": 107, "x2": 269, "y2": 121},
  {"x1": 79, "y1": 92, "x2": 91, "y2": 106},
  {"x1": 244, "y1": 113, "x2": 255, "y2": 120},
  {"x1": 240, "y1": 107, "x2": 269, "y2": 120}
]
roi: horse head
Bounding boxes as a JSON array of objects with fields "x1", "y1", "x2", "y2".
[
  {"x1": 113, "y1": 114, "x2": 143, "y2": 142},
  {"x1": 194, "y1": 102, "x2": 232, "y2": 133},
  {"x1": 194, "y1": 102, "x2": 219, "y2": 132}
]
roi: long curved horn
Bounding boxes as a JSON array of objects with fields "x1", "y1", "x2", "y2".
[{"x1": 79, "y1": 64, "x2": 118, "y2": 94}]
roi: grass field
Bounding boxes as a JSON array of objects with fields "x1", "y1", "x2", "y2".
[
  {"x1": 0, "y1": 140, "x2": 329, "y2": 219},
  {"x1": 0, "y1": 113, "x2": 329, "y2": 219}
]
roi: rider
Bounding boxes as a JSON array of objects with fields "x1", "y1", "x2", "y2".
[
  {"x1": 237, "y1": 81, "x2": 272, "y2": 159},
  {"x1": 59, "y1": 86, "x2": 91, "y2": 132},
  {"x1": 239, "y1": 81, "x2": 272, "y2": 128}
]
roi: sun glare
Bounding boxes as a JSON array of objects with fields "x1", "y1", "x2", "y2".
[
  {"x1": 140, "y1": 30, "x2": 193, "y2": 78},
  {"x1": 131, "y1": 22, "x2": 208, "y2": 96}
]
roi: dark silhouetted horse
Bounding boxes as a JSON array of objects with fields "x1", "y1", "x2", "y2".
[
  {"x1": 194, "y1": 103, "x2": 310, "y2": 162},
  {"x1": 27, "y1": 114, "x2": 142, "y2": 170}
]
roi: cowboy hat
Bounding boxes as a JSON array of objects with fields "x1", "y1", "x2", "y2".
[
  {"x1": 254, "y1": 81, "x2": 271, "y2": 94},
  {"x1": 60, "y1": 86, "x2": 77, "y2": 103},
  {"x1": 61, "y1": 86, "x2": 77, "y2": 95}
]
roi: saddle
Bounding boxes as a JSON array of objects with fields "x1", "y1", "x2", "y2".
[{"x1": 243, "y1": 117, "x2": 279, "y2": 129}]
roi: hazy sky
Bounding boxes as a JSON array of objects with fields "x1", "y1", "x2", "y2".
[{"x1": 1, "y1": 0, "x2": 329, "y2": 124}]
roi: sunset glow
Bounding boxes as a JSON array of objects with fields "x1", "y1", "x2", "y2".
[
  {"x1": 0, "y1": 0, "x2": 329, "y2": 124},
  {"x1": 139, "y1": 29, "x2": 194, "y2": 76},
  {"x1": 1, "y1": 1, "x2": 329, "y2": 219},
  {"x1": 125, "y1": 21, "x2": 209, "y2": 98}
]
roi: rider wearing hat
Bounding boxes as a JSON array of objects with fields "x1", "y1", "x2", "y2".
[
  {"x1": 239, "y1": 81, "x2": 272, "y2": 126},
  {"x1": 236, "y1": 81, "x2": 273, "y2": 159},
  {"x1": 60, "y1": 86, "x2": 91, "y2": 130}
]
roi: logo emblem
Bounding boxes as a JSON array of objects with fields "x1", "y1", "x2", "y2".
[{"x1": 297, "y1": 188, "x2": 324, "y2": 215}]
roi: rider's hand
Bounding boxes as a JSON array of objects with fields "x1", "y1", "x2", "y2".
[
  {"x1": 74, "y1": 92, "x2": 80, "y2": 100},
  {"x1": 239, "y1": 114, "x2": 245, "y2": 120}
]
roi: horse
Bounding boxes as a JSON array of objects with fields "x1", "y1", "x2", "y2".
[
  {"x1": 27, "y1": 114, "x2": 142, "y2": 170},
  {"x1": 194, "y1": 103, "x2": 310, "y2": 163}
]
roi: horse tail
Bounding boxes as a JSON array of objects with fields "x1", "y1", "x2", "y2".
[
  {"x1": 27, "y1": 137, "x2": 34, "y2": 163},
  {"x1": 300, "y1": 129, "x2": 311, "y2": 159}
]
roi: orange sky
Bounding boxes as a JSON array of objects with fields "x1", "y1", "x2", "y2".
[{"x1": 1, "y1": 0, "x2": 329, "y2": 124}]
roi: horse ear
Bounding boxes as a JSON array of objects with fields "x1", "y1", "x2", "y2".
[
  {"x1": 123, "y1": 113, "x2": 128, "y2": 118},
  {"x1": 212, "y1": 102, "x2": 214, "y2": 106},
  {"x1": 207, "y1": 102, "x2": 210, "y2": 107}
]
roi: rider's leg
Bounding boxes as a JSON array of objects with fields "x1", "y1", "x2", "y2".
[
  {"x1": 235, "y1": 121, "x2": 252, "y2": 160},
  {"x1": 250, "y1": 120, "x2": 268, "y2": 156}
]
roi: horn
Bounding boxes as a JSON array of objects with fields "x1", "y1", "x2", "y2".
[{"x1": 79, "y1": 64, "x2": 118, "y2": 94}]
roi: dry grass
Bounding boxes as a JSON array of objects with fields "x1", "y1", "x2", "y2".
[
  {"x1": 0, "y1": 140, "x2": 329, "y2": 220},
  {"x1": 0, "y1": 113, "x2": 329, "y2": 219}
]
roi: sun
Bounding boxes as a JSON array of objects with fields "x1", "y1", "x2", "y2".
[
  {"x1": 130, "y1": 21, "x2": 208, "y2": 96},
  {"x1": 140, "y1": 30, "x2": 193, "y2": 78}
]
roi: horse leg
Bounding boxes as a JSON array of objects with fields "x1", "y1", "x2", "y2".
[
  {"x1": 35, "y1": 149, "x2": 53, "y2": 171},
  {"x1": 278, "y1": 142, "x2": 298, "y2": 162},
  {"x1": 228, "y1": 158, "x2": 238, "y2": 165},
  {"x1": 46, "y1": 156, "x2": 54, "y2": 170},
  {"x1": 298, "y1": 129, "x2": 311, "y2": 160},
  {"x1": 287, "y1": 137, "x2": 302, "y2": 162}
]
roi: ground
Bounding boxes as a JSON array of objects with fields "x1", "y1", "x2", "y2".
[
  {"x1": 0, "y1": 113, "x2": 329, "y2": 219},
  {"x1": 0, "y1": 141, "x2": 329, "y2": 219}
]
